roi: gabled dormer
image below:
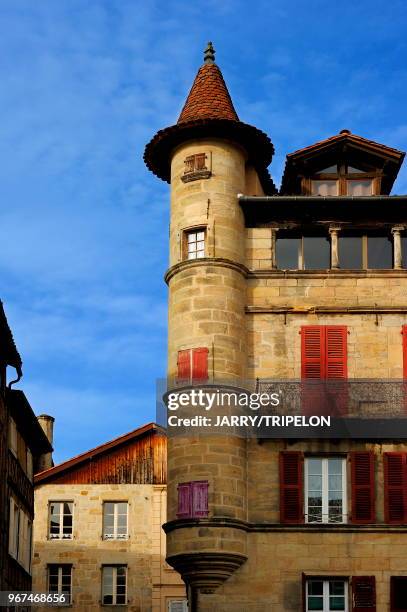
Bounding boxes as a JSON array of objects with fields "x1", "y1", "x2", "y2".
[{"x1": 280, "y1": 129, "x2": 405, "y2": 196}]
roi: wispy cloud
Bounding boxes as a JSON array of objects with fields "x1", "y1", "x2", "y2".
[{"x1": 0, "y1": 0, "x2": 406, "y2": 460}]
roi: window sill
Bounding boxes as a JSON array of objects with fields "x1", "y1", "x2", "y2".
[{"x1": 181, "y1": 170, "x2": 211, "y2": 183}]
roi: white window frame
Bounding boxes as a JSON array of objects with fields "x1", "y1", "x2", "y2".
[
  {"x1": 168, "y1": 600, "x2": 188, "y2": 612},
  {"x1": 102, "y1": 566, "x2": 127, "y2": 606},
  {"x1": 305, "y1": 457, "x2": 347, "y2": 524},
  {"x1": 103, "y1": 502, "x2": 129, "y2": 540},
  {"x1": 48, "y1": 501, "x2": 74, "y2": 540},
  {"x1": 9, "y1": 418, "x2": 17, "y2": 456},
  {"x1": 185, "y1": 229, "x2": 206, "y2": 260},
  {"x1": 48, "y1": 565, "x2": 72, "y2": 604},
  {"x1": 306, "y1": 579, "x2": 348, "y2": 612}
]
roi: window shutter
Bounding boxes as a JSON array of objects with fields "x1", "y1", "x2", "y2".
[
  {"x1": 177, "y1": 350, "x2": 191, "y2": 383},
  {"x1": 279, "y1": 451, "x2": 304, "y2": 524},
  {"x1": 384, "y1": 453, "x2": 407, "y2": 524},
  {"x1": 351, "y1": 452, "x2": 375, "y2": 524},
  {"x1": 352, "y1": 576, "x2": 376, "y2": 611},
  {"x1": 301, "y1": 326, "x2": 324, "y2": 379},
  {"x1": 326, "y1": 326, "x2": 347, "y2": 379},
  {"x1": 192, "y1": 348, "x2": 209, "y2": 382},
  {"x1": 403, "y1": 325, "x2": 407, "y2": 379},
  {"x1": 191, "y1": 481, "x2": 209, "y2": 517},
  {"x1": 177, "y1": 483, "x2": 191, "y2": 518}
]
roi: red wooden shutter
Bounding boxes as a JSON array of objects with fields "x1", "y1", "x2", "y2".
[
  {"x1": 191, "y1": 481, "x2": 209, "y2": 517},
  {"x1": 384, "y1": 453, "x2": 407, "y2": 524},
  {"x1": 177, "y1": 350, "x2": 191, "y2": 383},
  {"x1": 279, "y1": 451, "x2": 304, "y2": 524},
  {"x1": 301, "y1": 326, "x2": 325, "y2": 379},
  {"x1": 351, "y1": 452, "x2": 375, "y2": 524},
  {"x1": 177, "y1": 483, "x2": 191, "y2": 518},
  {"x1": 403, "y1": 326, "x2": 407, "y2": 379},
  {"x1": 192, "y1": 348, "x2": 209, "y2": 382},
  {"x1": 352, "y1": 576, "x2": 376, "y2": 611},
  {"x1": 326, "y1": 326, "x2": 347, "y2": 379},
  {"x1": 391, "y1": 576, "x2": 407, "y2": 612}
]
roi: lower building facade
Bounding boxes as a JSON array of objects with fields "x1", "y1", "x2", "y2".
[{"x1": 33, "y1": 424, "x2": 186, "y2": 612}]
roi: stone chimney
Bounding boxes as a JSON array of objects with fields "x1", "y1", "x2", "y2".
[{"x1": 37, "y1": 414, "x2": 55, "y2": 471}]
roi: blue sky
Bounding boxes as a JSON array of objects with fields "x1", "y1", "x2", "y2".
[{"x1": 1, "y1": 0, "x2": 406, "y2": 463}]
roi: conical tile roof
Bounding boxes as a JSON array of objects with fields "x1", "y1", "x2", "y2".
[
  {"x1": 178, "y1": 62, "x2": 239, "y2": 123},
  {"x1": 144, "y1": 43, "x2": 276, "y2": 194}
]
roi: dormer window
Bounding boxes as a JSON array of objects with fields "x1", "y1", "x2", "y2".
[{"x1": 309, "y1": 163, "x2": 375, "y2": 196}]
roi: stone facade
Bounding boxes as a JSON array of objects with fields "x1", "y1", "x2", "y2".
[
  {"x1": 33, "y1": 484, "x2": 185, "y2": 612},
  {"x1": 145, "y1": 46, "x2": 407, "y2": 611}
]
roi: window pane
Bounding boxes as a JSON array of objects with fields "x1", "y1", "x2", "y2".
[
  {"x1": 328, "y1": 459, "x2": 342, "y2": 475},
  {"x1": 330, "y1": 596, "x2": 345, "y2": 610},
  {"x1": 307, "y1": 459, "x2": 323, "y2": 474},
  {"x1": 330, "y1": 581, "x2": 344, "y2": 596},
  {"x1": 367, "y1": 237, "x2": 392, "y2": 269},
  {"x1": 276, "y1": 238, "x2": 300, "y2": 269},
  {"x1": 197, "y1": 231, "x2": 205, "y2": 240},
  {"x1": 318, "y1": 165, "x2": 337, "y2": 174},
  {"x1": 347, "y1": 179, "x2": 373, "y2": 195},
  {"x1": 188, "y1": 232, "x2": 196, "y2": 243},
  {"x1": 308, "y1": 597, "x2": 323, "y2": 610},
  {"x1": 339, "y1": 237, "x2": 362, "y2": 269},
  {"x1": 347, "y1": 165, "x2": 364, "y2": 173},
  {"x1": 311, "y1": 180, "x2": 338, "y2": 196},
  {"x1": 308, "y1": 581, "x2": 324, "y2": 595},
  {"x1": 303, "y1": 237, "x2": 330, "y2": 269},
  {"x1": 402, "y1": 237, "x2": 407, "y2": 269}
]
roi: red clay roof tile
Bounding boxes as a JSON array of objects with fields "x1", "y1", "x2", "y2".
[{"x1": 178, "y1": 63, "x2": 239, "y2": 124}]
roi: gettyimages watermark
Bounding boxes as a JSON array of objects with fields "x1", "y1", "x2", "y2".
[
  {"x1": 166, "y1": 388, "x2": 330, "y2": 428},
  {"x1": 156, "y1": 379, "x2": 407, "y2": 439}
]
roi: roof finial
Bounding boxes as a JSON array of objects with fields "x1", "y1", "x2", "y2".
[{"x1": 204, "y1": 41, "x2": 215, "y2": 64}]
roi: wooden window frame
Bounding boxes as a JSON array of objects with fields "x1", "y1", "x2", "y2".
[
  {"x1": 304, "y1": 457, "x2": 347, "y2": 524},
  {"x1": 303, "y1": 163, "x2": 382, "y2": 196}
]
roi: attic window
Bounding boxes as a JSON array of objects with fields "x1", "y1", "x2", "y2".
[
  {"x1": 308, "y1": 163, "x2": 378, "y2": 196},
  {"x1": 181, "y1": 153, "x2": 211, "y2": 183}
]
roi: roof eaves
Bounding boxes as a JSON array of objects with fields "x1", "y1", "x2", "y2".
[{"x1": 34, "y1": 422, "x2": 166, "y2": 484}]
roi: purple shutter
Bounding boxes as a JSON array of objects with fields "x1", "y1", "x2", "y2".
[
  {"x1": 192, "y1": 481, "x2": 209, "y2": 517},
  {"x1": 177, "y1": 483, "x2": 191, "y2": 518}
]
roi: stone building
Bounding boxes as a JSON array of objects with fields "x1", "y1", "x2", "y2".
[
  {"x1": 0, "y1": 300, "x2": 52, "y2": 599},
  {"x1": 32, "y1": 422, "x2": 186, "y2": 612},
  {"x1": 144, "y1": 43, "x2": 407, "y2": 610}
]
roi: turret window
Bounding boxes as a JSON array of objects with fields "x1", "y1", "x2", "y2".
[
  {"x1": 181, "y1": 153, "x2": 211, "y2": 182},
  {"x1": 184, "y1": 228, "x2": 206, "y2": 260}
]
